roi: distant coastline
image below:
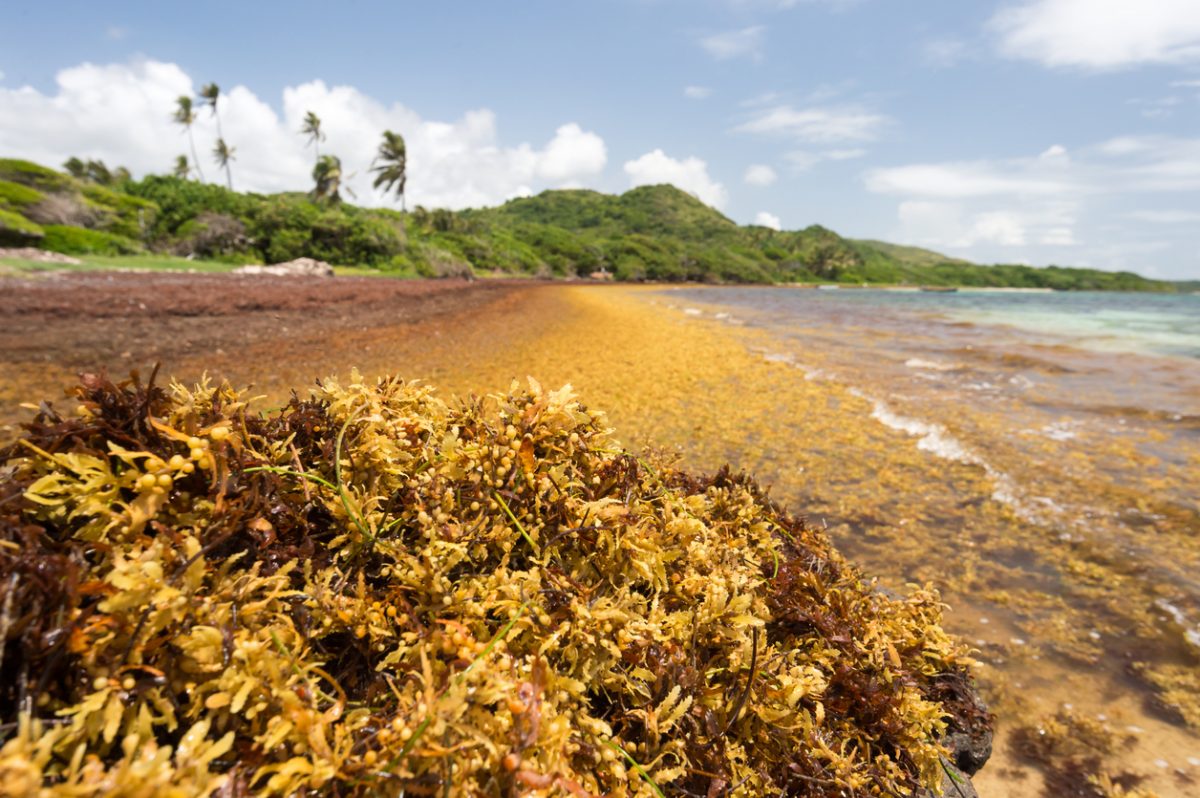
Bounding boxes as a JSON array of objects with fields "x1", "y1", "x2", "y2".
[{"x1": 0, "y1": 156, "x2": 1183, "y2": 292}]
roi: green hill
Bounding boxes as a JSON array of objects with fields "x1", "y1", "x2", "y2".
[{"x1": 0, "y1": 157, "x2": 1178, "y2": 291}]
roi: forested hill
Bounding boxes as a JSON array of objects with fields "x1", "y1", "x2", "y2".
[{"x1": 0, "y1": 157, "x2": 1176, "y2": 291}]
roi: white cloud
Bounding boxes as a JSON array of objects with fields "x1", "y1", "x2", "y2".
[
  {"x1": 865, "y1": 162, "x2": 1074, "y2": 198},
  {"x1": 1039, "y1": 144, "x2": 1069, "y2": 161},
  {"x1": 534, "y1": 123, "x2": 607, "y2": 181},
  {"x1": 744, "y1": 164, "x2": 778, "y2": 186},
  {"x1": 735, "y1": 105, "x2": 888, "y2": 142},
  {"x1": 897, "y1": 202, "x2": 1037, "y2": 247},
  {"x1": 0, "y1": 59, "x2": 608, "y2": 210},
  {"x1": 871, "y1": 138, "x2": 1200, "y2": 273},
  {"x1": 754, "y1": 211, "x2": 782, "y2": 229},
  {"x1": 699, "y1": 26, "x2": 766, "y2": 61},
  {"x1": 683, "y1": 85, "x2": 712, "y2": 99},
  {"x1": 623, "y1": 149, "x2": 728, "y2": 209},
  {"x1": 991, "y1": 0, "x2": 1200, "y2": 69}
]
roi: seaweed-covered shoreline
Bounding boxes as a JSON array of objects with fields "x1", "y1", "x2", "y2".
[{"x1": 0, "y1": 370, "x2": 988, "y2": 795}]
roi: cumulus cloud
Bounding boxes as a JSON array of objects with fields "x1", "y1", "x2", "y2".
[
  {"x1": 991, "y1": 0, "x2": 1200, "y2": 69},
  {"x1": 683, "y1": 85, "x2": 712, "y2": 99},
  {"x1": 754, "y1": 211, "x2": 782, "y2": 229},
  {"x1": 735, "y1": 105, "x2": 888, "y2": 142},
  {"x1": 0, "y1": 59, "x2": 608, "y2": 210},
  {"x1": 623, "y1": 149, "x2": 728, "y2": 209},
  {"x1": 699, "y1": 26, "x2": 767, "y2": 61},
  {"x1": 866, "y1": 137, "x2": 1200, "y2": 263},
  {"x1": 744, "y1": 164, "x2": 778, "y2": 186}
]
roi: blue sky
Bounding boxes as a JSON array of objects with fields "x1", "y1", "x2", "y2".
[{"x1": 2, "y1": 0, "x2": 1198, "y2": 278}]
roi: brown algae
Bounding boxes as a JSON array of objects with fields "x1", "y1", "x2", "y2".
[{"x1": 0, "y1": 370, "x2": 981, "y2": 796}]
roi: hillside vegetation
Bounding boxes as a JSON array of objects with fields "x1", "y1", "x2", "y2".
[{"x1": 0, "y1": 157, "x2": 1176, "y2": 290}]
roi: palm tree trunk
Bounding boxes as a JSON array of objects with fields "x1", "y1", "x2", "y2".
[
  {"x1": 188, "y1": 129, "x2": 206, "y2": 182},
  {"x1": 224, "y1": 162, "x2": 233, "y2": 191}
]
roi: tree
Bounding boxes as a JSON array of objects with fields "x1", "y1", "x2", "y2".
[
  {"x1": 201, "y1": 83, "x2": 233, "y2": 188},
  {"x1": 63, "y1": 157, "x2": 86, "y2": 179},
  {"x1": 213, "y1": 138, "x2": 236, "y2": 190},
  {"x1": 311, "y1": 154, "x2": 346, "y2": 204},
  {"x1": 173, "y1": 95, "x2": 206, "y2": 182},
  {"x1": 85, "y1": 160, "x2": 113, "y2": 185},
  {"x1": 173, "y1": 155, "x2": 192, "y2": 179},
  {"x1": 371, "y1": 130, "x2": 407, "y2": 211},
  {"x1": 300, "y1": 111, "x2": 324, "y2": 164}
]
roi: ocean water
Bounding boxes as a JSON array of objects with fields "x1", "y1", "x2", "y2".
[{"x1": 655, "y1": 285, "x2": 1200, "y2": 796}]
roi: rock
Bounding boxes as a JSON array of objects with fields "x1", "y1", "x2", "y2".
[
  {"x1": 911, "y1": 669, "x2": 993, "y2": 796},
  {"x1": 235, "y1": 257, "x2": 334, "y2": 277},
  {"x1": 927, "y1": 760, "x2": 980, "y2": 798},
  {"x1": 0, "y1": 247, "x2": 82, "y2": 265}
]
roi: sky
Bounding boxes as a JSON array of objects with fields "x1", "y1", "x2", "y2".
[{"x1": 1, "y1": 0, "x2": 1198, "y2": 279}]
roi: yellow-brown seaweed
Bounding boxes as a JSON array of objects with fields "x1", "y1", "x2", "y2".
[{"x1": 0, "y1": 370, "x2": 979, "y2": 796}]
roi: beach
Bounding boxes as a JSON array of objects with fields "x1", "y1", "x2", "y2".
[{"x1": 2, "y1": 275, "x2": 1198, "y2": 796}]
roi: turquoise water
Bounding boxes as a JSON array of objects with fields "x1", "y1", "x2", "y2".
[
  {"x1": 663, "y1": 286, "x2": 1200, "y2": 420},
  {"x1": 714, "y1": 289, "x2": 1200, "y2": 359}
]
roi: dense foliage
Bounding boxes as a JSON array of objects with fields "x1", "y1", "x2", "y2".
[
  {"x1": 0, "y1": 157, "x2": 1179, "y2": 290},
  {"x1": 0, "y1": 371, "x2": 980, "y2": 796}
]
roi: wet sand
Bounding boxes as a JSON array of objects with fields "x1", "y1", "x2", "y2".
[{"x1": 2, "y1": 275, "x2": 1198, "y2": 796}]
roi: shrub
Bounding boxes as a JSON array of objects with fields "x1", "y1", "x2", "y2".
[
  {"x1": 0, "y1": 180, "x2": 45, "y2": 209},
  {"x1": 0, "y1": 158, "x2": 75, "y2": 193},
  {"x1": 172, "y1": 212, "x2": 250, "y2": 259},
  {"x1": 40, "y1": 224, "x2": 141, "y2": 255},
  {"x1": 122, "y1": 175, "x2": 252, "y2": 237},
  {"x1": 0, "y1": 208, "x2": 44, "y2": 245},
  {"x1": 81, "y1": 184, "x2": 159, "y2": 239}
]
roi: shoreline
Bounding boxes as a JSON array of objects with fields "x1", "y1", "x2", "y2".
[{"x1": 2, "y1": 276, "x2": 1198, "y2": 795}]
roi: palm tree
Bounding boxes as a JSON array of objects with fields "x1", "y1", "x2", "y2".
[
  {"x1": 311, "y1": 154, "x2": 345, "y2": 203},
  {"x1": 371, "y1": 130, "x2": 407, "y2": 211},
  {"x1": 200, "y1": 83, "x2": 224, "y2": 138},
  {"x1": 300, "y1": 111, "x2": 324, "y2": 164},
  {"x1": 173, "y1": 95, "x2": 206, "y2": 182},
  {"x1": 213, "y1": 138, "x2": 235, "y2": 190},
  {"x1": 201, "y1": 83, "x2": 233, "y2": 187},
  {"x1": 173, "y1": 155, "x2": 191, "y2": 179}
]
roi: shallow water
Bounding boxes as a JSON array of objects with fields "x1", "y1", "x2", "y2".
[{"x1": 656, "y1": 286, "x2": 1200, "y2": 796}]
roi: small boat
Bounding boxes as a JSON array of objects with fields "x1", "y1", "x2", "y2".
[
  {"x1": 816, "y1": 284, "x2": 841, "y2": 290},
  {"x1": 920, "y1": 286, "x2": 958, "y2": 293}
]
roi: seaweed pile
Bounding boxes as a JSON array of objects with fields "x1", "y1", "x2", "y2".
[{"x1": 0, "y1": 370, "x2": 980, "y2": 796}]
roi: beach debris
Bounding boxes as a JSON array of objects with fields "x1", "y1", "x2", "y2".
[
  {"x1": 235, "y1": 256, "x2": 334, "y2": 277},
  {"x1": 0, "y1": 247, "x2": 83, "y2": 265},
  {"x1": 0, "y1": 370, "x2": 982, "y2": 796}
]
